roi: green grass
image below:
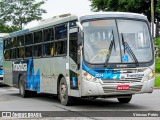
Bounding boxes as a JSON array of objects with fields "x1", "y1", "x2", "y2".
[{"x1": 155, "y1": 76, "x2": 160, "y2": 87}]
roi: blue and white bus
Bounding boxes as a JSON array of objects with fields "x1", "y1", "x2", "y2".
[
  {"x1": 3, "y1": 12, "x2": 155, "y2": 105},
  {"x1": 0, "y1": 33, "x2": 8, "y2": 83}
]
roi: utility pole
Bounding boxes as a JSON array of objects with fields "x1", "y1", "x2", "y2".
[{"x1": 151, "y1": 0, "x2": 154, "y2": 38}]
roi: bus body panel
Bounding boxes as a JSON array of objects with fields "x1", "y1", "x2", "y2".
[{"x1": 3, "y1": 61, "x2": 13, "y2": 86}]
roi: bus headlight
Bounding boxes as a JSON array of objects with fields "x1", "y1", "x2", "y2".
[
  {"x1": 86, "y1": 74, "x2": 92, "y2": 81},
  {"x1": 146, "y1": 70, "x2": 155, "y2": 80},
  {"x1": 83, "y1": 72, "x2": 92, "y2": 81}
]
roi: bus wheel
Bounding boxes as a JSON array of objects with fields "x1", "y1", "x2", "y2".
[
  {"x1": 59, "y1": 77, "x2": 74, "y2": 106},
  {"x1": 19, "y1": 76, "x2": 29, "y2": 98},
  {"x1": 117, "y1": 95, "x2": 132, "y2": 103}
]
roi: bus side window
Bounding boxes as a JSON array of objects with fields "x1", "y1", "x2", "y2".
[
  {"x1": 34, "y1": 44, "x2": 42, "y2": 57},
  {"x1": 54, "y1": 24, "x2": 67, "y2": 56},
  {"x1": 17, "y1": 35, "x2": 24, "y2": 46},
  {"x1": 25, "y1": 46, "x2": 32, "y2": 58},
  {"x1": 50, "y1": 47, "x2": 54, "y2": 56},
  {"x1": 43, "y1": 28, "x2": 54, "y2": 42},
  {"x1": 17, "y1": 47, "x2": 24, "y2": 58},
  {"x1": 4, "y1": 39, "x2": 7, "y2": 49},
  {"x1": 25, "y1": 33, "x2": 33, "y2": 45},
  {"x1": 10, "y1": 49, "x2": 16, "y2": 59},
  {"x1": 55, "y1": 41, "x2": 67, "y2": 55},
  {"x1": 4, "y1": 50, "x2": 10, "y2": 60},
  {"x1": 43, "y1": 43, "x2": 54, "y2": 56},
  {"x1": 69, "y1": 32, "x2": 78, "y2": 63},
  {"x1": 34, "y1": 31, "x2": 42, "y2": 44}
]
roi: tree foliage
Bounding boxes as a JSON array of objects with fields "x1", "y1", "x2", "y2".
[
  {"x1": 0, "y1": 23, "x2": 20, "y2": 33},
  {"x1": 0, "y1": 0, "x2": 47, "y2": 30},
  {"x1": 90, "y1": 0, "x2": 160, "y2": 22},
  {"x1": 155, "y1": 37, "x2": 160, "y2": 50}
]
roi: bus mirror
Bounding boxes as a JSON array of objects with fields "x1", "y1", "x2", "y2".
[
  {"x1": 78, "y1": 32, "x2": 83, "y2": 46},
  {"x1": 77, "y1": 45, "x2": 82, "y2": 70},
  {"x1": 76, "y1": 22, "x2": 83, "y2": 31},
  {"x1": 76, "y1": 22, "x2": 83, "y2": 46}
]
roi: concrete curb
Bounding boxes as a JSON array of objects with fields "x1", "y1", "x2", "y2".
[{"x1": 154, "y1": 87, "x2": 160, "y2": 89}]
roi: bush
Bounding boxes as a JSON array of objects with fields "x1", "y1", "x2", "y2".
[
  {"x1": 156, "y1": 58, "x2": 160, "y2": 73},
  {"x1": 154, "y1": 37, "x2": 160, "y2": 58}
]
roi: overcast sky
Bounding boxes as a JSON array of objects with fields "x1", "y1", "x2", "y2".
[{"x1": 25, "y1": 0, "x2": 91, "y2": 28}]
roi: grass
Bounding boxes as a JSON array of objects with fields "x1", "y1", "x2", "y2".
[{"x1": 155, "y1": 76, "x2": 160, "y2": 87}]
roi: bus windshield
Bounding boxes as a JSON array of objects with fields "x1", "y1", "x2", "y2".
[
  {"x1": 83, "y1": 19, "x2": 152, "y2": 65},
  {"x1": 0, "y1": 40, "x2": 3, "y2": 67}
]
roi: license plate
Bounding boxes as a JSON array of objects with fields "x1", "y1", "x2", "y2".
[{"x1": 117, "y1": 85, "x2": 130, "y2": 90}]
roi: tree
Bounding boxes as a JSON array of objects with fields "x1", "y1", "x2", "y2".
[
  {"x1": 0, "y1": 23, "x2": 20, "y2": 33},
  {"x1": 89, "y1": 0, "x2": 160, "y2": 37},
  {"x1": 0, "y1": 0, "x2": 47, "y2": 30}
]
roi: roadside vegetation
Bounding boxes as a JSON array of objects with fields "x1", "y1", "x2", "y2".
[
  {"x1": 155, "y1": 76, "x2": 160, "y2": 87},
  {"x1": 155, "y1": 58, "x2": 160, "y2": 87},
  {"x1": 155, "y1": 58, "x2": 160, "y2": 74}
]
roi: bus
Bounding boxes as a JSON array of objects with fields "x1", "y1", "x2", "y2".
[
  {"x1": 0, "y1": 33, "x2": 8, "y2": 84},
  {"x1": 3, "y1": 12, "x2": 155, "y2": 105}
]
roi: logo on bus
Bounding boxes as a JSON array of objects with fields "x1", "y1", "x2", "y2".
[
  {"x1": 13, "y1": 63, "x2": 27, "y2": 71},
  {"x1": 127, "y1": 74, "x2": 144, "y2": 78}
]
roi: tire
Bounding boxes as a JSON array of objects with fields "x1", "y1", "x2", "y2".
[
  {"x1": 59, "y1": 77, "x2": 74, "y2": 106},
  {"x1": 117, "y1": 95, "x2": 132, "y2": 103},
  {"x1": 19, "y1": 76, "x2": 29, "y2": 98},
  {"x1": 30, "y1": 91, "x2": 37, "y2": 97}
]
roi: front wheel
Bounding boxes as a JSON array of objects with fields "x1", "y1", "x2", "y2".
[
  {"x1": 59, "y1": 77, "x2": 75, "y2": 106},
  {"x1": 117, "y1": 95, "x2": 132, "y2": 103}
]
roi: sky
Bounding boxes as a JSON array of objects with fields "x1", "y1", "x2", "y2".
[{"x1": 25, "y1": 0, "x2": 91, "y2": 28}]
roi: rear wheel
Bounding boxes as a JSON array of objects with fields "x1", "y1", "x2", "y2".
[
  {"x1": 19, "y1": 76, "x2": 29, "y2": 98},
  {"x1": 117, "y1": 95, "x2": 132, "y2": 103},
  {"x1": 59, "y1": 77, "x2": 74, "y2": 106}
]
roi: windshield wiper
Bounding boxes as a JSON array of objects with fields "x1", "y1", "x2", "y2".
[
  {"x1": 105, "y1": 30, "x2": 116, "y2": 67},
  {"x1": 121, "y1": 34, "x2": 139, "y2": 66}
]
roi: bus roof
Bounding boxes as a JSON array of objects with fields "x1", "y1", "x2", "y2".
[
  {"x1": 4, "y1": 12, "x2": 148, "y2": 38},
  {"x1": 78, "y1": 12, "x2": 148, "y2": 22},
  {"x1": 0, "y1": 33, "x2": 9, "y2": 38}
]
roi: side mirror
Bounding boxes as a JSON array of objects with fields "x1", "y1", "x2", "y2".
[
  {"x1": 78, "y1": 32, "x2": 83, "y2": 46},
  {"x1": 76, "y1": 22, "x2": 84, "y2": 46},
  {"x1": 76, "y1": 22, "x2": 84, "y2": 70}
]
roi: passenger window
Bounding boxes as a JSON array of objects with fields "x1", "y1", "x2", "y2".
[
  {"x1": 43, "y1": 28, "x2": 54, "y2": 42},
  {"x1": 17, "y1": 36, "x2": 24, "y2": 46},
  {"x1": 25, "y1": 46, "x2": 32, "y2": 57},
  {"x1": 34, "y1": 31, "x2": 42, "y2": 43},
  {"x1": 4, "y1": 39, "x2": 8, "y2": 49},
  {"x1": 10, "y1": 49, "x2": 16, "y2": 59},
  {"x1": 25, "y1": 33, "x2": 33, "y2": 45},
  {"x1": 55, "y1": 41, "x2": 67, "y2": 55},
  {"x1": 12, "y1": 37, "x2": 17, "y2": 47},
  {"x1": 43, "y1": 42, "x2": 54, "y2": 56},
  {"x1": 17, "y1": 47, "x2": 24, "y2": 58},
  {"x1": 34, "y1": 44, "x2": 42, "y2": 57},
  {"x1": 7, "y1": 38, "x2": 12, "y2": 49},
  {"x1": 55, "y1": 24, "x2": 67, "y2": 39},
  {"x1": 4, "y1": 50, "x2": 10, "y2": 59}
]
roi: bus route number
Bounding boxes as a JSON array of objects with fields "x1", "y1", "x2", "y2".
[{"x1": 96, "y1": 73, "x2": 103, "y2": 78}]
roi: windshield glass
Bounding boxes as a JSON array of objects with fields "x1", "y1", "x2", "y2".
[
  {"x1": 83, "y1": 20, "x2": 121, "y2": 64},
  {"x1": 117, "y1": 20, "x2": 152, "y2": 63},
  {"x1": 83, "y1": 19, "x2": 152, "y2": 64},
  {"x1": 0, "y1": 39, "x2": 3, "y2": 66}
]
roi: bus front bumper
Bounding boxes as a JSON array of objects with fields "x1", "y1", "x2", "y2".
[{"x1": 81, "y1": 78, "x2": 155, "y2": 97}]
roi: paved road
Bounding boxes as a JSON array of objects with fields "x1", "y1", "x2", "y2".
[{"x1": 0, "y1": 84, "x2": 160, "y2": 119}]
